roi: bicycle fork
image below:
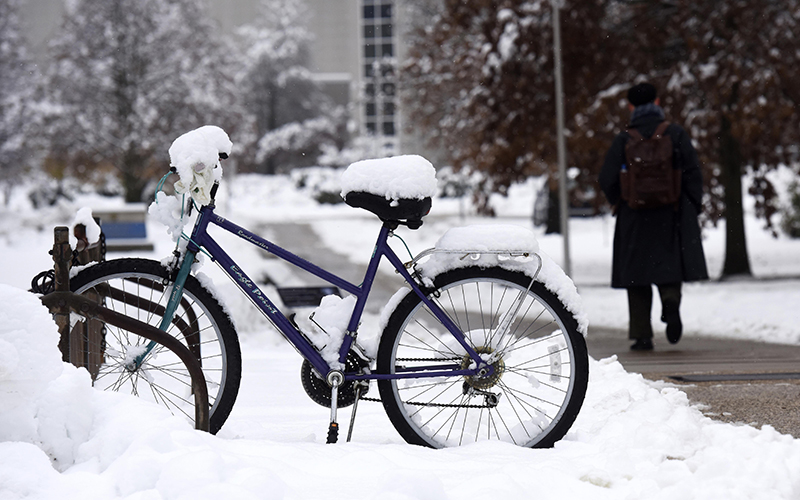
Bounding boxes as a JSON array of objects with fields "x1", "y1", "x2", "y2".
[{"x1": 128, "y1": 248, "x2": 196, "y2": 371}]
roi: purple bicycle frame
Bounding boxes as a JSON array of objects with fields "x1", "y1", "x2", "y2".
[{"x1": 185, "y1": 204, "x2": 488, "y2": 382}]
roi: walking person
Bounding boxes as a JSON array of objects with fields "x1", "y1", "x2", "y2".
[{"x1": 598, "y1": 82, "x2": 708, "y2": 351}]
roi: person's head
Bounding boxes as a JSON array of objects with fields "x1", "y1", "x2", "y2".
[{"x1": 627, "y1": 82, "x2": 659, "y2": 109}]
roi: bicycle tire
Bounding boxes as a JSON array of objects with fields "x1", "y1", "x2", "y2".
[
  {"x1": 377, "y1": 266, "x2": 588, "y2": 448},
  {"x1": 70, "y1": 258, "x2": 241, "y2": 434}
]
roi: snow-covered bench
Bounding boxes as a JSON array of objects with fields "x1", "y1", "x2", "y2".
[{"x1": 92, "y1": 204, "x2": 154, "y2": 252}]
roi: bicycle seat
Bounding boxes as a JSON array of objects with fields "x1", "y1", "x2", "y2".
[{"x1": 344, "y1": 192, "x2": 431, "y2": 229}]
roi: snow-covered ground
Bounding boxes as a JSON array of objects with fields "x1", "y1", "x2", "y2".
[{"x1": 2, "y1": 169, "x2": 800, "y2": 499}]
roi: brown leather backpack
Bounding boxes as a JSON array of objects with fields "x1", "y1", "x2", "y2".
[{"x1": 620, "y1": 121, "x2": 681, "y2": 210}]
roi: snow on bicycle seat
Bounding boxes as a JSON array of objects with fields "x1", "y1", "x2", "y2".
[{"x1": 341, "y1": 155, "x2": 437, "y2": 229}]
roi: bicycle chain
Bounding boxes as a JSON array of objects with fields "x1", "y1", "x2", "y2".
[
  {"x1": 358, "y1": 356, "x2": 495, "y2": 409},
  {"x1": 359, "y1": 395, "x2": 493, "y2": 409}
]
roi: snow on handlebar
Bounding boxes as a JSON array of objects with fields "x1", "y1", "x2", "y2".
[{"x1": 168, "y1": 125, "x2": 232, "y2": 206}]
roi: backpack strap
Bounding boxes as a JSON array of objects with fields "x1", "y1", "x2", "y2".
[
  {"x1": 626, "y1": 128, "x2": 643, "y2": 141},
  {"x1": 627, "y1": 121, "x2": 671, "y2": 140},
  {"x1": 653, "y1": 121, "x2": 671, "y2": 138}
]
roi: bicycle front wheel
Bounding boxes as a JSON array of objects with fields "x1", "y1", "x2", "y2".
[
  {"x1": 70, "y1": 258, "x2": 241, "y2": 434},
  {"x1": 377, "y1": 266, "x2": 588, "y2": 448}
]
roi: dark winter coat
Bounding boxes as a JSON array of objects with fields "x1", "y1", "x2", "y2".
[{"x1": 598, "y1": 112, "x2": 709, "y2": 288}]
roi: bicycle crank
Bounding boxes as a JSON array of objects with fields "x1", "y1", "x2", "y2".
[{"x1": 300, "y1": 350, "x2": 370, "y2": 408}]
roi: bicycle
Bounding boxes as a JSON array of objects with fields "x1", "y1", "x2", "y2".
[{"x1": 70, "y1": 127, "x2": 589, "y2": 447}]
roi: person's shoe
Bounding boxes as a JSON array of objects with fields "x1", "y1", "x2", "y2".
[
  {"x1": 662, "y1": 302, "x2": 682, "y2": 344},
  {"x1": 630, "y1": 339, "x2": 654, "y2": 351}
]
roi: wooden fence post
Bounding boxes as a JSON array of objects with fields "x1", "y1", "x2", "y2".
[{"x1": 52, "y1": 227, "x2": 72, "y2": 362}]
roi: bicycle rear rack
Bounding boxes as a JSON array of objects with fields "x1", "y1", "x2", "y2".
[{"x1": 40, "y1": 226, "x2": 210, "y2": 432}]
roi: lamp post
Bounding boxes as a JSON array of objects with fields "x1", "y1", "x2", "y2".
[{"x1": 551, "y1": 0, "x2": 571, "y2": 276}]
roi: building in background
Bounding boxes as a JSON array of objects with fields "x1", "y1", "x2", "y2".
[{"x1": 20, "y1": 0, "x2": 413, "y2": 158}]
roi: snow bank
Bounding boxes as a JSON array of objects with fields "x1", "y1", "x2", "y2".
[
  {"x1": 567, "y1": 356, "x2": 800, "y2": 498},
  {"x1": 0, "y1": 284, "x2": 63, "y2": 444},
  {"x1": 0, "y1": 284, "x2": 182, "y2": 475},
  {"x1": 340, "y1": 155, "x2": 437, "y2": 201},
  {"x1": 0, "y1": 285, "x2": 102, "y2": 470},
  {"x1": 168, "y1": 126, "x2": 232, "y2": 206}
]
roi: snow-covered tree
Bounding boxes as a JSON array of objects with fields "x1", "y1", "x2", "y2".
[
  {"x1": 233, "y1": 0, "x2": 347, "y2": 174},
  {"x1": 41, "y1": 0, "x2": 240, "y2": 202},
  {"x1": 401, "y1": 0, "x2": 619, "y2": 214},
  {"x1": 0, "y1": 0, "x2": 39, "y2": 205}
]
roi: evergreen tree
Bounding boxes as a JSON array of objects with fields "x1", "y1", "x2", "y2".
[
  {"x1": 0, "y1": 0, "x2": 39, "y2": 205},
  {"x1": 233, "y1": 0, "x2": 347, "y2": 174},
  {"x1": 41, "y1": 0, "x2": 239, "y2": 202}
]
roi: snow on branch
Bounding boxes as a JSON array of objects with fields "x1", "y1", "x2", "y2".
[{"x1": 255, "y1": 117, "x2": 336, "y2": 163}]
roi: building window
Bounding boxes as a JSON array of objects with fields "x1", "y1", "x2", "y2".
[
  {"x1": 381, "y1": 82, "x2": 395, "y2": 96},
  {"x1": 361, "y1": 0, "x2": 397, "y2": 145}
]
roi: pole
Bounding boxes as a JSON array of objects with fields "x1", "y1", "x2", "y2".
[{"x1": 551, "y1": 0, "x2": 571, "y2": 276}]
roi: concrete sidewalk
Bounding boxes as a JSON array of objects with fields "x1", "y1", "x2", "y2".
[{"x1": 587, "y1": 327, "x2": 800, "y2": 437}]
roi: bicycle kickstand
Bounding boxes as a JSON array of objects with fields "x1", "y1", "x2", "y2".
[
  {"x1": 346, "y1": 384, "x2": 365, "y2": 443},
  {"x1": 326, "y1": 371, "x2": 343, "y2": 444}
]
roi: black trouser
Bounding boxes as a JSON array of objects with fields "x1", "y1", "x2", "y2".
[{"x1": 626, "y1": 283, "x2": 682, "y2": 340}]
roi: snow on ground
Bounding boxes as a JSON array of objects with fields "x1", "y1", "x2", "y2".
[{"x1": 2, "y1": 170, "x2": 800, "y2": 499}]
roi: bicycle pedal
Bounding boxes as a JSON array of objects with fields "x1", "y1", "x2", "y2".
[{"x1": 326, "y1": 422, "x2": 339, "y2": 444}]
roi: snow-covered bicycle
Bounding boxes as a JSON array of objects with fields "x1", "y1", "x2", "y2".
[{"x1": 70, "y1": 126, "x2": 589, "y2": 447}]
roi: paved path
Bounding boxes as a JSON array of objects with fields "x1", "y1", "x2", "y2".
[
  {"x1": 587, "y1": 327, "x2": 800, "y2": 437},
  {"x1": 263, "y1": 222, "x2": 800, "y2": 438},
  {"x1": 259, "y1": 222, "x2": 405, "y2": 313}
]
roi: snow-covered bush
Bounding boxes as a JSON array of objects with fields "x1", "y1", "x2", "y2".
[
  {"x1": 436, "y1": 166, "x2": 483, "y2": 198},
  {"x1": 290, "y1": 167, "x2": 345, "y2": 204},
  {"x1": 781, "y1": 180, "x2": 800, "y2": 238}
]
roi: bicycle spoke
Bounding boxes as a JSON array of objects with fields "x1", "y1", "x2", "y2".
[
  {"x1": 406, "y1": 378, "x2": 463, "y2": 419},
  {"x1": 498, "y1": 379, "x2": 559, "y2": 416}
]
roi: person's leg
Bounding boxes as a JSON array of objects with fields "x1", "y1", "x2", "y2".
[
  {"x1": 627, "y1": 286, "x2": 654, "y2": 350},
  {"x1": 658, "y1": 283, "x2": 682, "y2": 344}
]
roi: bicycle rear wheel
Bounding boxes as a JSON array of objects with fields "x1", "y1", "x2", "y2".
[
  {"x1": 377, "y1": 266, "x2": 588, "y2": 448},
  {"x1": 70, "y1": 258, "x2": 241, "y2": 433}
]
